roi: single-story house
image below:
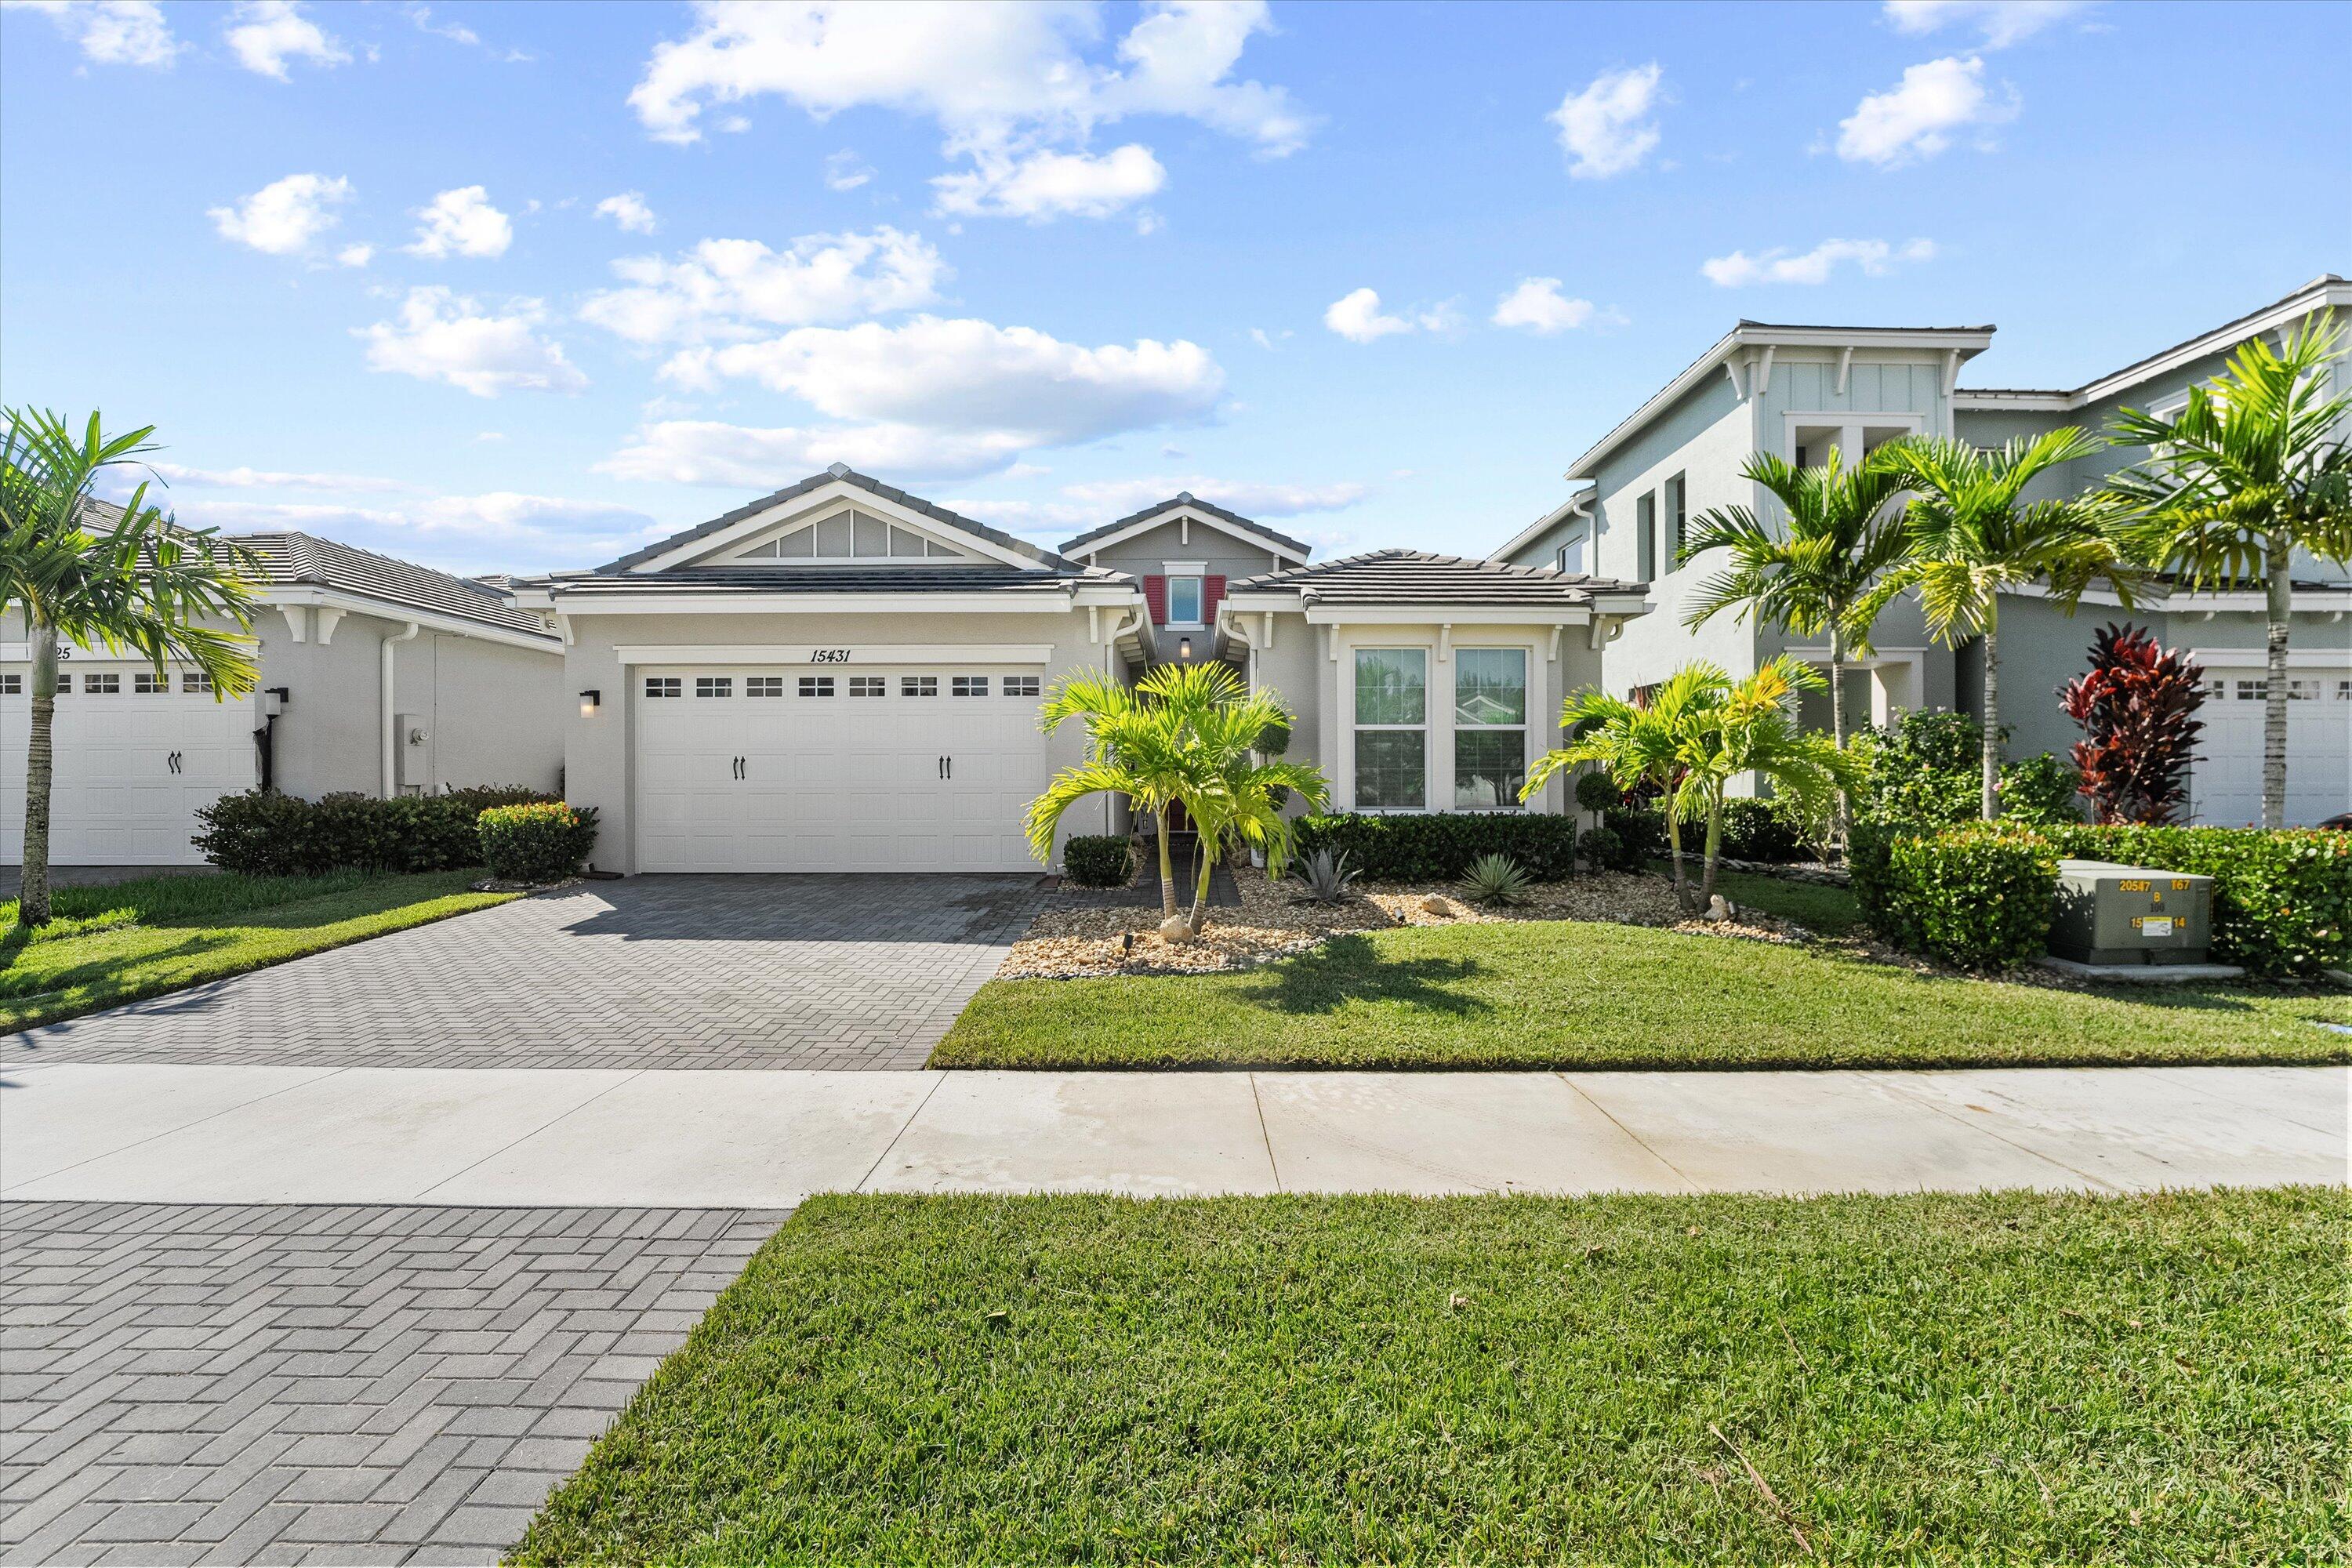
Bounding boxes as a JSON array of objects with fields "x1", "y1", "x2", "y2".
[
  {"x1": 2, "y1": 528, "x2": 563, "y2": 866},
  {"x1": 513, "y1": 468, "x2": 1648, "y2": 874}
]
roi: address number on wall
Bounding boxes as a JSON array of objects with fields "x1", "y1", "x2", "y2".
[{"x1": 808, "y1": 648, "x2": 853, "y2": 663}]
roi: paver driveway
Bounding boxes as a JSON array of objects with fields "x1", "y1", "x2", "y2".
[{"x1": 2, "y1": 874, "x2": 1040, "y2": 1073}]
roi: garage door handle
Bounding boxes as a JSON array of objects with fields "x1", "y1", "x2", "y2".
[
  {"x1": 946, "y1": 756, "x2": 952, "y2": 781},
  {"x1": 167, "y1": 750, "x2": 181, "y2": 775}
]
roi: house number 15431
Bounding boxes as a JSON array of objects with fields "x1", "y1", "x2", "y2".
[{"x1": 808, "y1": 648, "x2": 852, "y2": 663}]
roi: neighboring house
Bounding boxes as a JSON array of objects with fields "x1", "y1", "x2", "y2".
[
  {"x1": 513, "y1": 469, "x2": 1650, "y2": 876},
  {"x1": 1, "y1": 529, "x2": 563, "y2": 866},
  {"x1": 1493, "y1": 274, "x2": 2352, "y2": 826}
]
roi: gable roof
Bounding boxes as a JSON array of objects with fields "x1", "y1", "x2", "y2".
[
  {"x1": 1226, "y1": 548, "x2": 1642, "y2": 608},
  {"x1": 597, "y1": 463, "x2": 1083, "y2": 573},
  {"x1": 1057, "y1": 492, "x2": 1313, "y2": 561},
  {"x1": 1956, "y1": 274, "x2": 2352, "y2": 413},
  {"x1": 234, "y1": 532, "x2": 552, "y2": 640}
]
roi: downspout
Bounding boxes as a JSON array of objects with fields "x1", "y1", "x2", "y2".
[{"x1": 381, "y1": 622, "x2": 419, "y2": 797}]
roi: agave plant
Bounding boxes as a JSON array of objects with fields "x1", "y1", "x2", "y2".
[
  {"x1": 1457, "y1": 852, "x2": 1530, "y2": 907},
  {"x1": 1290, "y1": 848, "x2": 1359, "y2": 905}
]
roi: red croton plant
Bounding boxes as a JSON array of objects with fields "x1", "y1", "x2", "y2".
[{"x1": 2059, "y1": 622, "x2": 2207, "y2": 825}]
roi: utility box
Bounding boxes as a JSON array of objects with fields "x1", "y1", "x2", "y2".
[
  {"x1": 2049, "y1": 860, "x2": 2213, "y2": 965},
  {"x1": 395, "y1": 712, "x2": 432, "y2": 792}
]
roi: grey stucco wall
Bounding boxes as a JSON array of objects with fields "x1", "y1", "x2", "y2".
[{"x1": 1074, "y1": 516, "x2": 1294, "y2": 662}]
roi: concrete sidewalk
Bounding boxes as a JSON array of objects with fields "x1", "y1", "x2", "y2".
[{"x1": 5, "y1": 1062, "x2": 2342, "y2": 1204}]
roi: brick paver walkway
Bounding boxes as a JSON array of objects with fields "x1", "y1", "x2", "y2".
[
  {"x1": 4, "y1": 874, "x2": 1039, "y2": 1073},
  {"x1": 0, "y1": 1202, "x2": 782, "y2": 1566}
]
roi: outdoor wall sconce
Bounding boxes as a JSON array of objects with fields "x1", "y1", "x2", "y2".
[
  {"x1": 579, "y1": 689, "x2": 601, "y2": 717},
  {"x1": 263, "y1": 686, "x2": 290, "y2": 718},
  {"x1": 1178, "y1": 637, "x2": 1194, "y2": 660}
]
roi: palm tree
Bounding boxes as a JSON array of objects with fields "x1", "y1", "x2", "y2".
[
  {"x1": 1028, "y1": 662, "x2": 1327, "y2": 938},
  {"x1": 1666, "y1": 658, "x2": 1855, "y2": 911},
  {"x1": 1860, "y1": 429, "x2": 2141, "y2": 819},
  {"x1": 1525, "y1": 663, "x2": 1724, "y2": 909},
  {"x1": 0, "y1": 410, "x2": 260, "y2": 927},
  {"x1": 2106, "y1": 311, "x2": 2352, "y2": 829},
  {"x1": 1679, "y1": 447, "x2": 1909, "y2": 846}
]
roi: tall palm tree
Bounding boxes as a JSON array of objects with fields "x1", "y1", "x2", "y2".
[
  {"x1": 2106, "y1": 310, "x2": 2352, "y2": 829},
  {"x1": 1665, "y1": 657, "x2": 1855, "y2": 911},
  {"x1": 1861, "y1": 429, "x2": 2141, "y2": 819},
  {"x1": 1679, "y1": 447, "x2": 1909, "y2": 845},
  {"x1": 1, "y1": 410, "x2": 259, "y2": 927},
  {"x1": 1525, "y1": 662, "x2": 1724, "y2": 909}
]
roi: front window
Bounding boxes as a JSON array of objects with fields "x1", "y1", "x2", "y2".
[
  {"x1": 1454, "y1": 648, "x2": 1527, "y2": 809},
  {"x1": 1166, "y1": 575, "x2": 1203, "y2": 625},
  {"x1": 1354, "y1": 648, "x2": 1427, "y2": 811}
]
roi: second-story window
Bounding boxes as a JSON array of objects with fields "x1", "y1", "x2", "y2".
[
  {"x1": 1556, "y1": 523, "x2": 1588, "y2": 575},
  {"x1": 1166, "y1": 575, "x2": 1203, "y2": 625},
  {"x1": 1664, "y1": 474, "x2": 1686, "y2": 564},
  {"x1": 1636, "y1": 492, "x2": 1657, "y2": 581}
]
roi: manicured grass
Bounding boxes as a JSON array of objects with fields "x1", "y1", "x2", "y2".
[
  {"x1": 1691, "y1": 866, "x2": 1870, "y2": 935},
  {"x1": 515, "y1": 1189, "x2": 2343, "y2": 1566},
  {"x1": 0, "y1": 869, "x2": 517, "y2": 1033},
  {"x1": 935, "y1": 920, "x2": 2350, "y2": 1070}
]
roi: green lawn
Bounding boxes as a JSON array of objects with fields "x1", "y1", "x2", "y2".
[
  {"x1": 935, "y1": 919, "x2": 2350, "y2": 1070},
  {"x1": 515, "y1": 1189, "x2": 2343, "y2": 1566},
  {"x1": 0, "y1": 869, "x2": 517, "y2": 1033},
  {"x1": 1695, "y1": 865, "x2": 1871, "y2": 935}
]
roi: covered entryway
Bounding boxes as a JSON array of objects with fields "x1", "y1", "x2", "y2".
[
  {"x1": 2188, "y1": 662, "x2": 2350, "y2": 827},
  {"x1": 633, "y1": 663, "x2": 1047, "y2": 872},
  {"x1": 0, "y1": 665, "x2": 258, "y2": 864}
]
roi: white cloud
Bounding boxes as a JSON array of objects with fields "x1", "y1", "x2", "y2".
[
  {"x1": 932, "y1": 143, "x2": 1165, "y2": 220},
  {"x1": 579, "y1": 227, "x2": 946, "y2": 346},
  {"x1": 825, "y1": 150, "x2": 874, "y2": 191},
  {"x1": 405, "y1": 2, "x2": 531, "y2": 61},
  {"x1": 169, "y1": 492, "x2": 658, "y2": 574},
  {"x1": 1835, "y1": 56, "x2": 2016, "y2": 165},
  {"x1": 1491, "y1": 277, "x2": 1599, "y2": 334},
  {"x1": 1884, "y1": 0, "x2": 2089, "y2": 48},
  {"x1": 207, "y1": 172, "x2": 351, "y2": 256},
  {"x1": 1322, "y1": 288, "x2": 1454, "y2": 343},
  {"x1": 223, "y1": 0, "x2": 350, "y2": 80},
  {"x1": 12, "y1": 0, "x2": 180, "y2": 67},
  {"x1": 601, "y1": 419, "x2": 1034, "y2": 485},
  {"x1": 1550, "y1": 64, "x2": 1664, "y2": 180},
  {"x1": 151, "y1": 463, "x2": 416, "y2": 492},
  {"x1": 406, "y1": 186, "x2": 514, "y2": 259},
  {"x1": 1248, "y1": 327, "x2": 1290, "y2": 351},
  {"x1": 594, "y1": 191, "x2": 658, "y2": 235},
  {"x1": 1700, "y1": 237, "x2": 1937, "y2": 286},
  {"x1": 958, "y1": 476, "x2": 1368, "y2": 529},
  {"x1": 357, "y1": 287, "x2": 587, "y2": 397},
  {"x1": 336, "y1": 243, "x2": 375, "y2": 268}
]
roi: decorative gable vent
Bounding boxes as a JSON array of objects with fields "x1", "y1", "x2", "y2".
[{"x1": 735, "y1": 509, "x2": 970, "y2": 561}]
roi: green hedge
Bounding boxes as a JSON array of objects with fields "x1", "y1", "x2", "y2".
[
  {"x1": 1851, "y1": 821, "x2": 2058, "y2": 969},
  {"x1": 2043, "y1": 824, "x2": 2350, "y2": 978},
  {"x1": 1294, "y1": 812, "x2": 1579, "y2": 882},
  {"x1": 193, "y1": 786, "x2": 553, "y2": 876},
  {"x1": 1062, "y1": 834, "x2": 1132, "y2": 888},
  {"x1": 477, "y1": 802, "x2": 600, "y2": 883},
  {"x1": 1599, "y1": 801, "x2": 1806, "y2": 864}
]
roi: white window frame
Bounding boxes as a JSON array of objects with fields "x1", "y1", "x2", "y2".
[
  {"x1": 797, "y1": 676, "x2": 835, "y2": 698},
  {"x1": 1783, "y1": 411, "x2": 1926, "y2": 468},
  {"x1": 1351, "y1": 646, "x2": 1429, "y2": 813},
  {"x1": 746, "y1": 676, "x2": 785, "y2": 698},
  {"x1": 1554, "y1": 523, "x2": 1590, "y2": 576},
  {"x1": 1163, "y1": 564, "x2": 1206, "y2": 628},
  {"x1": 182, "y1": 671, "x2": 214, "y2": 695},
  {"x1": 1451, "y1": 646, "x2": 1530, "y2": 812}
]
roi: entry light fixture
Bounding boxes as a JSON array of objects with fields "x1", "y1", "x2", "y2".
[
  {"x1": 579, "y1": 689, "x2": 601, "y2": 717},
  {"x1": 263, "y1": 686, "x2": 290, "y2": 719},
  {"x1": 1178, "y1": 637, "x2": 1194, "y2": 661}
]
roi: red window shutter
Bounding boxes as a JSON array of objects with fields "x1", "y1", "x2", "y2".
[
  {"x1": 1143, "y1": 575, "x2": 1168, "y2": 625},
  {"x1": 1202, "y1": 575, "x2": 1226, "y2": 626}
]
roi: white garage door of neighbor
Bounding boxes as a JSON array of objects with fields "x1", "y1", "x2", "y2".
[
  {"x1": 2188, "y1": 667, "x2": 2352, "y2": 827},
  {"x1": 0, "y1": 668, "x2": 260, "y2": 865},
  {"x1": 633, "y1": 666, "x2": 1048, "y2": 872}
]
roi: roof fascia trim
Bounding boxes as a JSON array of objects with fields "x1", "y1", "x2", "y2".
[{"x1": 258, "y1": 585, "x2": 557, "y2": 651}]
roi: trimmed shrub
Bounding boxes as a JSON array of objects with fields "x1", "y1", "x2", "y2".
[
  {"x1": 1578, "y1": 825, "x2": 1639, "y2": 873},
  {"x1": 1573, "y1": 770, "x2": 1625, "y2": 814},
  {"x1": 1717, "y1": 799, "x2": 1808, "y2": 862},
  {"x1": 1860, "y1": 822, "x2": 2058, "y2": 969},
  {"x1": 2044, "y1": 823, "x2": 2350, "y2": 978},
  {"x1": 1062, "y1": 834, "x2": 1133, "y2": 889},
  {"x1": 1997, "y1": 753, "x2": 2086, "y2": 828},
  {"x1": 477, "y1": 802, "x2": 600, "y2": 883},
  {"x1": 194, "y1": 786, "x2": 554, "y2": 876},
  {"x1": 1602, "y1": 805, "x2": 1666, "y2": 862},
  {"x1": 1293, "y1": 811, "x2": 1580, "y2": 882}
]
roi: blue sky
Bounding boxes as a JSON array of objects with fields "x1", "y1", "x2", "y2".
[{"x1": 4, "y1": 0, "x2": 2347, "y2": 577}]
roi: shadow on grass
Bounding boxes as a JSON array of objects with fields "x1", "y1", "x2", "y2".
[
  {"x1": 0, "y1": 931, "x2": 241, "y2": 1003},
  {"x1": 1229, "y1": 933, "x2": 1491, "y2": 1018}
]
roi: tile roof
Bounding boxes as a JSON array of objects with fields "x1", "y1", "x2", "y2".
[
  {"x1": 1057, "y1": 492, "x2": 1312, "y2": 557},
  {"x1": 597, "y1": 464, "x2": 1085, "y2": 573},
  {"x1": 232, "y1": 532, "x2": 552, "y2": 639},
  {"x1": 1229, "y1": 548, "x2": 1642, "y2": 605}
]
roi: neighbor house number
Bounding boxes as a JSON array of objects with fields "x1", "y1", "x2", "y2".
[{"x1": 808, "y1": 648, "x2": 852, "y2": 663}]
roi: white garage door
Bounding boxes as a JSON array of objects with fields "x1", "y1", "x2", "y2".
[
  {"x1": 633, "y1": 665, "x2": 1048, "y2": 872},
  {"x1": 2189, "y1": 667, "x2": 2352, "y2": 827},
  {"x1": 0, "y1": 666, "x2": 260, "y2": 865}
]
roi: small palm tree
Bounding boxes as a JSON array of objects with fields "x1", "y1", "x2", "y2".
[
  {"x1": 1668, "y1": 658, "x2": 1855, "y2": 911},
  {"x1": 1860, "y1": 430, "x2": 2141, "y2": 819},
  {"x1": 1164, "y1": 673, "x2": 1327, "y2": 935},
  {"x1": 1679, "y1": 447, "x2": 1910, "y2": 846},
  {"x1": 1, "y1": 410, "x2": 259, "y2": 927},
  {"x1": 1525, "y1": 663, "x2": 1724, "y2": 909},
  {"x1": 2106, "y1": 311, "x2": 2352, "y2": 829}
]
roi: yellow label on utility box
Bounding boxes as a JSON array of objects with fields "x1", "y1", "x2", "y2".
[{"x1": 2136, "y1": 916, "x2": 2175, "y2": 937}]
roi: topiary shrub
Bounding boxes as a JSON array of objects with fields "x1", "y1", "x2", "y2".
[
  {"x1": 1573, "y1": 770, "x2": 1625, "y2": 815},
  {"x1": 194, "y1": 786, "x2": 556, "y2": 876},
  {"x1": 1577, "y1": 824, "x2": 1639, "y2": 873},
  {"x1": 1062, "y1": 833, "x2": 1133, "y2": 888},
  {"x1": 1293, "y1": 812, "x2": 1580, "y2": 881},
  {"x1": 477, "y1": 802, "x2": 599, "y2": 883},
  {"x1": 1876, "y1": 823, "x2": 2059, "y2": 969},
  {"x1": 2044, "y1": 823, "x2": 2349, "y2": 977}
]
